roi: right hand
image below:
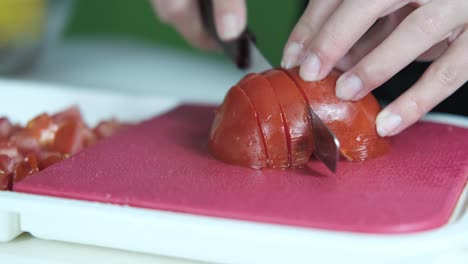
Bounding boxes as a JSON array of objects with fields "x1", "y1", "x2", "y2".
[{"x1": 151, "y1": 0, "x2": 247, "y2": 50}]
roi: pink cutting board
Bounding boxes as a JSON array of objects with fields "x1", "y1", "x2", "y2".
[{"x1": 14, "y1": 105, "x2": 468, "y2": 234}]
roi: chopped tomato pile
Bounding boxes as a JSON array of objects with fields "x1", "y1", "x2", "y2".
[{"x1": 0, "y1": 106, "x2": 127, "y2": 190}]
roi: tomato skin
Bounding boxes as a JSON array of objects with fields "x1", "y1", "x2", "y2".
[
  {"x1": 209, "y1": 86, "x2": 267, "y2": 169},
  {"x1": 285, "y1": 68, "x2": 390, "y2": 161},
  {"x1": 239, "y1": 74, "x2": 289, "y2": 169}
]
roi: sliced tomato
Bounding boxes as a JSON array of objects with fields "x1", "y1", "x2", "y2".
[
  {"x1": 209, "y1": 86, "x2": 268, "y2": 169},
  {"x1": 263, "y1": 70, "x2": 314, "y2": 167},
  {"x1": 284, "y1": 67, "x2": 390, "y2": 161},
  {"x1": 239, "y1": 74, "x2": 289, "y2": 169},
  {"x1": 13, "y1": 153, "x2": 39, "y2": 183}
]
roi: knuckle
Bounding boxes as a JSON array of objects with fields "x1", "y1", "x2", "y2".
[
  {"x1": 313, "y1": 27, "x2": 342, "y2": 62},
  {"x1": 355, "y1": 63, "x2": 383, "y2": 88},
  {"x1": 406, "y1": 94, "x2": 428, "y2": 118},
  {"x1": 408, "y1": 9, "x2": 445, "y2": 37},
  {"x1": 430, "y1": 63, "x2": 458, "y2": 87}
]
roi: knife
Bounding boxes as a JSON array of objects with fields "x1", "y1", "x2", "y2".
[
  {"x1": 198, "y1": 0, "x2": 270, "y2": 73},
  {"x1": 198, "y1": 0, "x2": 340, "y2": 172}
]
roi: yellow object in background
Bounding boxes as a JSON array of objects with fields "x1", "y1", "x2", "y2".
[{"x1": 0, "y1": 0, "x2": 45, "y2": 46}]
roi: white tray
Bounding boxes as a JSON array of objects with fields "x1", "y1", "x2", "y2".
[{"x1": 0, "y1": 79, "x2": 467, "y2": 264}]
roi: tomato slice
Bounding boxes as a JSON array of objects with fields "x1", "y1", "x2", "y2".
[
  {"x1": 284, "y1": 67, "x2": 390, "y2": 161},
  {"x1": 209, "y1": 86, "x2": 268, "y2": 169},
  {"x1": 264, "y1": 70, "x2": 314, "y2": 167},
  {"x1": 239, "y1": 74, "x2": 289, "y2": 169}
]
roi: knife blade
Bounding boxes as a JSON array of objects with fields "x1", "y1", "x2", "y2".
[
  {"x1": 307, "y1": 105, "x2": 341, "y2": 172},
  {"x1": 198, "y1": 0, "x2": 340, "y2": 172}
]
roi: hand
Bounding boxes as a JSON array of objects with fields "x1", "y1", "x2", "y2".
[
  {"x1": 282, "y1": 0, "x2": 468, "y2": 137},
  {"x1": 151, "y1": 0, "x2": 247, "y2": 50}
]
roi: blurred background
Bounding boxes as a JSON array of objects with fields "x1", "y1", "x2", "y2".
[{"x1": 0, "y1": 0, "x2": 302, "y2": 102}]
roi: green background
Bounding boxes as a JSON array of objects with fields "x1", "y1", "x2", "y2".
[{"x1": 65, "y1": 0, "x2": 303, "y2": 65}]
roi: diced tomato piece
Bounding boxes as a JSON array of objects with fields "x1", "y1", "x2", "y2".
[
  {"x1": 38, "y1": 151, "x2": 64, "y2": 170},
  {"x1": 0, "y1": 118, "x2": 13, "y2": 140},
  {"x1": 50, "y1": 121, "x2": 84, "y2": 155},
  {"x1": 13, "y1": 153, "x2": 39, "y2": 183},
  {"x1": 93, "y1": 119, "x2": 126, "y2": 139},
  {"x1": 0, "y1": 154, "x2": 15, "y2": 190},
  {"x1": 52, "y1": 106, "x2": 83, "y2": 123},
  {"x1": 26, "y1": 113, "x2": 58, "y2": 145},
  {"x1": 10, "y1": 131, "x2": 41, "y2": 155}
]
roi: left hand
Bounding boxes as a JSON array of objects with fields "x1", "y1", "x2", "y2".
[{"x1": 281, "y1": 0, "x2": 468, "y2": 137}]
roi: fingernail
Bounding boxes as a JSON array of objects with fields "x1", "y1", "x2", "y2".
[
  {"x1": 336, "y1": 73, "x2": 363, "y2": 101},
  {"x1": 281, "y1": 42, "x2": 302, "y2": 69},
  {"x1": 376, "y1": 111, "x2": 402, "y2": 137},
  {"x1": 220, "y1": 13, "x2": 240, "y2": 40},
  {"x1": 300, "y1": 53, "x2": 321, "y2": 81}
]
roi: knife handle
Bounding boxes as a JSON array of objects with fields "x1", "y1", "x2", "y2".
[{"x1": 198, "y1": 0, "x2": 254, "y2": 69}]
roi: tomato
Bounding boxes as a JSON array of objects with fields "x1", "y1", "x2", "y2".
[
  {"x1": 263, "y1": 70, "x2": 314, "y2": 167},
  {"x1": 239, "y1": 74, "x2": 289, "y2": 169},
  {"x1": 285, "y1": 68, "x2": 390, "y2": 161},
  {"x1": 209, "y1": 86, "x2": 268, "y2": 169},
  {"x1": 209, "y1": 67, "x2": 390, "y2": 169}
]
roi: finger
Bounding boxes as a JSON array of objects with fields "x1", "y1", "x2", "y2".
[
  {"x1": 336, "y1": 1, "x2": 466, "y2": 101},
  {"x1": 376, "y1": 29, "x2": 468, "y2": 137},
  {"x1": 417, "y1": 25, "x2": 465, "y2": 61},
  {"x1": 151, "y1": 0, "x2": 217, "y2": 50},
  {"x1": 299, "y1": 0, "x2": 400, "y2": 81},
  {"x1": 336, "y1": 5, "x2": 414, "y2": 71},
  {"x1": 213, "y1": 0, "x2": 246, "y2": 41},
  {"x1": 281, "y1": 0, "x2": 342, "y2": 69}
]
